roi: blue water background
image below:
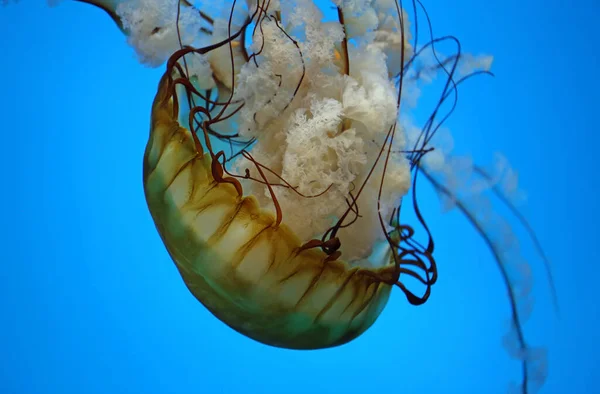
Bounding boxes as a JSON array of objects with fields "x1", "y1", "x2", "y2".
[{"x1": 1, "y1": 1, "x2": 598, "y2": 393}]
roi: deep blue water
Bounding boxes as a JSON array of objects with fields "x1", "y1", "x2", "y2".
[{"x1": 1, "y1": 1, "x2": 598, "y2": 393}]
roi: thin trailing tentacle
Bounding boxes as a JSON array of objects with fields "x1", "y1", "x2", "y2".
[
  {"x1": 419, "y1": 165, "x2": 548, "y2": 394},
  {"x1": 472, "y1": 165, "x2": 560, "y2": 316},
  {"x1": 387, "y1": 2, "x2": 553, "y2": 390}
]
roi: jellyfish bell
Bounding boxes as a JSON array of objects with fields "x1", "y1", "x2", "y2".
[
  {"x1": 144, "y1": 51, "x2": 431, "y2": 350},
  {"x1": 145, "y1": 68, "x2": 403, "y2": 349},
  {"x1": 49, "y1": 0, "x2": 555, "y2": 392},
  {"x1": 117, "y1": 0, "x2": 432, "y2": 349}
]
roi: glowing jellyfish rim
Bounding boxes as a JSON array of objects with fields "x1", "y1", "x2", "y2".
[{"x1": 51, "y1": 0, "x2": 556, "y2": 392}]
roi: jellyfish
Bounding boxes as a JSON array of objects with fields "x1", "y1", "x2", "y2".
[{"x1": 43, "y1": 0, "x2": 556, "y2": 392}]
